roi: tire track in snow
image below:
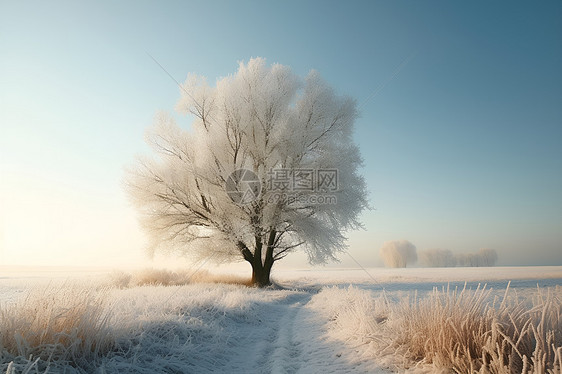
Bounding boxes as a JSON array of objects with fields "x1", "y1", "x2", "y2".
[
  {"x1": 253, "y1": 292, "x2": 311, "y2": 374},
  {"x1": 186, "y1": 287, "x2": 387, "y2": 373},
  {"x1": 267, "y1": 296, "x2": 305, "y2": 373},
  {"x1": 252, "y1": 289, "x2": 385, "y2": 374}
]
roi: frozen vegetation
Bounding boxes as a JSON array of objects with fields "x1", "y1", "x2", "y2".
[
  {"x1": 0, "y1": 266, "x2": 561, "y2": 373},
  {"x1": 419, "y1": 248, "x2": 498, "y2": 268},
  {"x1": 379, "y1": 240, "x2": 418, "y2": 268},
  {"x1": 379, "y1": 241, "x2": 498, "y2": 268},
  {"x1": 126, "y1": 57, "x2": 368, "y2": 286}
]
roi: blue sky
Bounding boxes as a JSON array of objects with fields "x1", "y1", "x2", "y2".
[{"x1": 1, "y1": 0, "x2": 561, "y2": 268}]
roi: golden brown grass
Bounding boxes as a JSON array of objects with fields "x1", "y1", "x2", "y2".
[
  {"x1": 0, "y1": 285, "x2": 114, "y2": 369},
  {"x1": 108, "y1": 268, "x2": 251, "y2": 288},
  {"x1": 314, "y1": 284, "x2": 562, "y2": 373},
  {"x1": 394, "y1": 284, "x2": 562, "y2": 373}
]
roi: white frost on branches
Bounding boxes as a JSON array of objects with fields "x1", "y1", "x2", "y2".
[
  {"x1": 379, "y1": 240, "x2": 418, "y2": 268},
  {"x1": 125, "y1": 58, "x2": 368, "y2": 269},
  {"x1": 419, "y1": 248, "x2": 498, "y2": 267},
  {"x1": 456, "y1": 248, "x2": 498, "y2": 267},
  {"x1": 419, "y1": 249, "x2": 457, "y2": 267}
]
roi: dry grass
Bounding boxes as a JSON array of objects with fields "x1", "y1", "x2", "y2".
[
  {"x1": 313, "y1": 284, "x2": 562, "y2": 373},
  {"x1": 108, "y1": 268, "x2": 251, "y2": 288},
  {"x1": 395, "y1": 284, "x2": 562, "y2": 373},
  {"x1": 0, "y1": 285, "x2": 114, "y2": 370}
]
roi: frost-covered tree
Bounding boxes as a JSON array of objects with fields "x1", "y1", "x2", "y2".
[
  {"x1": 126, "y1": 58, "x2": 368, "y2": 287},
  {"x1": 419, "y1": 248, "x2": 457, "y2": 267},
  {"x1": 457, "y1": 248, "x2": 498, "y2": 267},
  {"x1": 379, "y1": 240, "x2": 417, "y2": 268},
  {"x1": 478, "y1": 248, "x2": 498, "y2": 266}
]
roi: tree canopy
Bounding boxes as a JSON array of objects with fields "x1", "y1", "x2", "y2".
[{"x1": 126, "y1": 58, "x2": 368, "y2": 286}]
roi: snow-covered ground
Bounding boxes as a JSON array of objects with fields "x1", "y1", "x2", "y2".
[
  {"x1": 0, "y1": 266, "x2": 561, "y2": 373},
  {"x1": 273, "y1": 265, "x2": 562, "y2": 285},
  {"x1": 273, "y1": 266, "x2": 562, "y2": 298}
]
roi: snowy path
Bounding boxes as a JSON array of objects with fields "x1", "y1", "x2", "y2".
[
  {"x1": 214, "y1": 289, "x2": 386, "y2": 374},
  {"x1": 0, "y1": 280, "x2": 388, "y2": 373},
  {"x1": 2, "y1": 267, "x2": 561, "y2": 373}
]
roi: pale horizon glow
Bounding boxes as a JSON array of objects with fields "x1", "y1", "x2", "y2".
[{"x1": 1, "y1": 1, "x2": 561, "y2": 269}]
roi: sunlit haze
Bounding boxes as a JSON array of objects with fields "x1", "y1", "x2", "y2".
[{"x1": 1, "y1": 1, "x2": 561, "y2": 269}]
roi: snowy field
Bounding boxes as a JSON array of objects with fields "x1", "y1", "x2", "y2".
[{"x1": 0, "y1": 266, "x2": 561, "y2": 373}]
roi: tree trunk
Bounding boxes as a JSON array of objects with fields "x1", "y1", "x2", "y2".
[
  {"x1": 238, "y1": 235, "x2": 275, "y2": 288},
  {"x1": 250, "y1": 261, "x2": 272, "y2": 287}
]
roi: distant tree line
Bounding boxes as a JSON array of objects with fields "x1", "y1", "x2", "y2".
[
  {"x1": 455, "y1": 248, "x2": 498, "y2": 267},
  {"x1": 380, "y1": 241, "x2": 498, "y2": 268}
]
